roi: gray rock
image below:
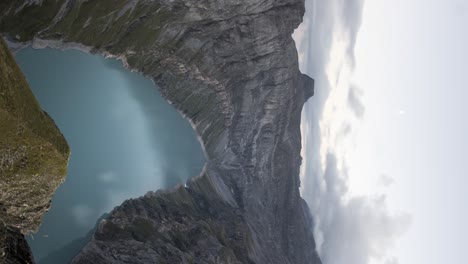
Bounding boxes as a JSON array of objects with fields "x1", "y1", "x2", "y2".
[
  {"x1": 0, "y1": 225, "x2": 34, "y2": 264},
  {"x1": 1, "y1": 0, "x2": 321, "y2": 263}
]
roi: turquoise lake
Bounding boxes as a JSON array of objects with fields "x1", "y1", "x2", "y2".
[{"x1": 15, "y1": 48, "x2": 205, "y2": 263}]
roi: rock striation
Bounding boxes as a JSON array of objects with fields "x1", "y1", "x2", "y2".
[{"x1": 1, "y1": 0, "x2": 321, "y2": 263}]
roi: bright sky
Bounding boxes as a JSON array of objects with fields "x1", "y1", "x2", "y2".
[
  {"x1": 295, "y1": 0, "x2": 468, "y2": 263},
  {"x1": 351, "y1": 0, "x2": 468, "y2": 263}
]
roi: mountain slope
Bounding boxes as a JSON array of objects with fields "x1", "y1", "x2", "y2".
[{"x1": 0, "y1": 36, "x2": 70, "y2": 263}]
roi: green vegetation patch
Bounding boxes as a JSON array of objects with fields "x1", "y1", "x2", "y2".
[
  {"x1": 0, "y1": 37, "x2": 70, "y2": 234},
  {"x1": 0, "y1": 37, "x2": 69, "y2": 155}
]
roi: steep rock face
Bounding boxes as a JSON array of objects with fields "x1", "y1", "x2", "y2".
[
  {"x1": 1, "y1": 0, "x2": 321, "y2": 263},
  {"x1": 0, "y1": 225, "x2": 34, "y2": 264},
  {"x1": 0, "y1": 36, "x2": 70, "y2": 263}
]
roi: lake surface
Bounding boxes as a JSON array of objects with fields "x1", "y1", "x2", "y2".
[{"x1": 15, "y1": 48, "x2": 205, "y2": 263}]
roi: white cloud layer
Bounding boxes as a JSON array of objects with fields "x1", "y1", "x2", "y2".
[
  {"x1": 313, "y1": 154, "x2": 411, "y2": 264},
  {"x1": 293, "y1": 0, "x2": 410, "y2": 263}
]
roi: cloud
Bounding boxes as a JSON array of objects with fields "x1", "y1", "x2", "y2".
[
  {"x1": 304, "y1": 154, "x2": 411, "y2": 264},
  {"x1": 378, "y1": 174, "x2": 395, "y2": 187},
  {"x1": 347, "y1": 85, "x2": 365, "y2": 118},
  {"x1": 294, "y1": 0, "x2": 365, "y2": 69},
  {"x1": 293, "y1": 0, "x2": 367, "y2": 121},
  {"x1": 295, "y1": 1, "x2": 410, "y2": 264},
  {"x1": 339, "y1": 0, "x2": 366, "y2": 67},
  {"x1": 384, "y1": 257, "x2": 400, "y2": 264}
]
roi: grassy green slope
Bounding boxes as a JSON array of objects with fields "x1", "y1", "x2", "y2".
[{"x1": 0, "y1": 36, "x2": 70, "y2": 244}]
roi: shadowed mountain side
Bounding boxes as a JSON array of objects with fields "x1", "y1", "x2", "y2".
[
  {"x1": 37, "y1": 230, "x2": 91, "y2": 264},
  {"x1": 73, "y1": 176, "x2": 255, "y2": 264},
  {"x1": 37, "y1": 214, "x2": 109, "y2": 264}
]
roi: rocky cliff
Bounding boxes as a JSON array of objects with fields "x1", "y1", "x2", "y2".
[
  {"x1": 0, "y1": 36, "x2": 70, "y2": 263},
  {"x1": 1, "y1": 0, "x2": 321, "y2": 263}
]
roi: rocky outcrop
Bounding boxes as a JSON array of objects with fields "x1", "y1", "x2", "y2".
[
  {"x1": 0, "y1": 225, "x2": 34, "y2": 264},
  {"x1": 1, "y1": 0, "x2": 321, "y2": 263},
  {"x1": 0, "y1": 36, "x2": 70, "y2": 263}
]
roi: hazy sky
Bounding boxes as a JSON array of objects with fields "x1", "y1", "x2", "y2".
[{"x1": 294, "y1": 0, "x2": 468, "y2": 263}]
